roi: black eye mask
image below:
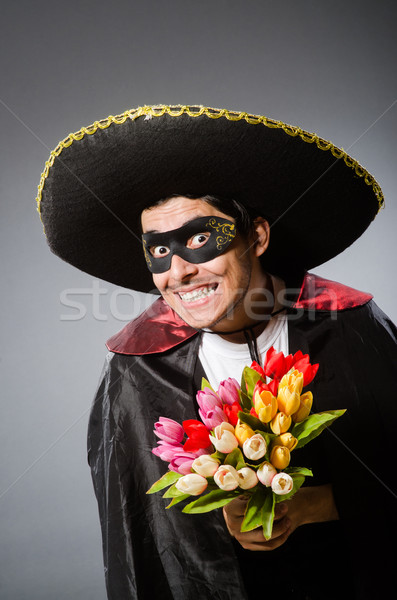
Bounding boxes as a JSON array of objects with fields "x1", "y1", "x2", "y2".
[{"x1": 142, "y1": 216, "x2": 236, "y2": 273}]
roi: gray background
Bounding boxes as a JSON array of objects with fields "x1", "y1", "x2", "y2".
[{"x1": 1, "y1": 1, "x2": 396, "y2": 598}]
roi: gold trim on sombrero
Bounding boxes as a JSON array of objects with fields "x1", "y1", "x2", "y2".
[{"x1": 36, "y1": 104, "x2": 384, "y2": 217}]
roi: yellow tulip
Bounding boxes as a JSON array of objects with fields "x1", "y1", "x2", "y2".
[
  {"x1": 279, "y1": 369, "x2": 304, "y2": 394},
  {"x1": 272, "y1": 432, "x2": 298, "y2": 451},
  {"x1": 234, "y1": 421, "x2": 255, "y2": 445},
  {"x1": 270, "y1": 445, "x2": 291, "y2": 470},
  {"x1": 270, "y1": 411, "x2": 292, "y2": 434},
  {"x1": 254, "y1": 390, "x2": 278, "y2": 424},
  {"x1": 277, "y1": 386, "x2": 300, "y2": 416},
  {"x1": 277, "y1": 370, "x2": 304, "y2": 416},
  {"x1": 292, "y1": 391, "x2": 313, "y2": 423}
]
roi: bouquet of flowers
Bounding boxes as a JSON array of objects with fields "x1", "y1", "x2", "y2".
[{"x1": 147, "y1": 346, "x2": 345, "y2": 539}]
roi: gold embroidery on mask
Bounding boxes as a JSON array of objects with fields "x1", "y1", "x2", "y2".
[
  {"x1": 142, "y1": 238, "x2": 152, "y2": 267},
  {"x1": 205, "y1": 218, "x2": 236, "y2": 251}
]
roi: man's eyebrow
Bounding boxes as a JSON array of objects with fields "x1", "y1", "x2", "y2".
[{"x1": 143, "y1": 215, "x2": 209, "y2": 235}]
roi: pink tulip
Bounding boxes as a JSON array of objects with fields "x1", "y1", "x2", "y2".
[
  {"x1": 199, "y1": 405, "x2": 229, "y2": 429},
  {"x1": 217, "y1": 378, "x2": 241, "y2": 405},
  {"x1": 152, "y1": 441, "x2": 183, "y2": 462},
  {"x1": 197, "y1": 388, "x2": 222, "y2": 411},
  {"x1": 154, "y1": 417, "x2": 184, "y2": 444},
  {"x1": 197, "y1": 388, "x2": 228, "y2": 429},
  {"x1": 169, "y1": 451, "x2": 198, "y2": 475},
  {"x1": 169, "y1": 448, "x2": 210, "y2": 475}
]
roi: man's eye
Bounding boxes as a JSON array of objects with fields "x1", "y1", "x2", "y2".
[
  {"x1": 150, "y1": 245, "x2": 170, "y2": 258},
  {"x1": 188, "y1": 233, "x2": 210, "y2": 249}
]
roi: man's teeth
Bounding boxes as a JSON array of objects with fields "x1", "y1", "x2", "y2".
[{"x1": 179, "y1": 286, "x2": 216, "y2": 302}]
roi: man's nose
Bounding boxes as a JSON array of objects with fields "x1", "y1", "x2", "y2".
[{"x1": 168, "y1": 253, "x2": 198, "y2": 283}]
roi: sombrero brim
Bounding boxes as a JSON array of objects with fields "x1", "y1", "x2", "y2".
[{"x1": 37, "y1": 105, "x2": 383, "y2": 292}]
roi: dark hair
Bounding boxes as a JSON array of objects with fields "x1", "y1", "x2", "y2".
[{"x1": 144, "y1": 193, "x2": 262, "y2": 238}]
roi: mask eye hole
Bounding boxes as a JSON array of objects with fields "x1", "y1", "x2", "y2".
[
  {"x1": 150, "y1": 245, "x2": 170, "y2": 258},
  {"x1": 188, "y1": 232, "x2": 210, "y2": 249}
]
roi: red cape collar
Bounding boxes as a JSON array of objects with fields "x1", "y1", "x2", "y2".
[{"x1": 106, "y1": 272, "x2": 373, "y2": 355}]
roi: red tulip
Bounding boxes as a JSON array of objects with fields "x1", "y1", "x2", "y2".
[
  {"x1": 250, "y1": 361, "x2": 265, "y2": 379},
  {"x1": 224, "y1": 401, "x2": 242, "y2": 426},
  {"x1": 292, "y1": 350, "x2": 304, "y2": 363},
  {"x1": 253, "y1": 378, "x2": 279, "y2": 399},
  {"x1": 262, "y1": 347, "x2": 319, "y2": 387},
  {"x1": 293, "y1": 355, "x2": 319, "y2": 386},
  {"x1": 263, "y1": 347, "x2": 291, "y2": 379},
  {"x1": 183, "y1": 420, "x2": 211, "y2": 452}
]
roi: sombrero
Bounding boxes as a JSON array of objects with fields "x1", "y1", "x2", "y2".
[{"x1": 36, "y1": 105, "x2": 383, "y2": 292}]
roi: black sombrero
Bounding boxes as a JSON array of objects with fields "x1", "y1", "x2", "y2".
[{"x1": 36, "y1": 105, "x2": 383, "y2": 292}]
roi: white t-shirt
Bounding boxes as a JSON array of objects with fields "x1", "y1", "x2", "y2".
[{"x1": 198, "y1": 276, "x2": 288, "y2": 390}]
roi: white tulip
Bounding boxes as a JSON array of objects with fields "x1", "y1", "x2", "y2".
[
  {"x1": 271, "y1": 472, "x2": 294, "y2": 495},
  {"x1": 257, "y1": 461, "x2": 277, "y2": 487},
  {"x1": 214, "y1": 465, "x2": 239, "y2": 491},
  {"x1": 191, "y1": 455, "x2": 220, "y2": 477},
  {"x1": 209, "y1": 422, "x2": 239, "y2": 454},
  {"x1": 175, "y1": 473, "x2": 208, "y2": 496},
  {"x1": 237, "y1": 467, "x2": 259, "y2": 490},
  {"x1": 242, "y1": 433, "x2": 267, "y2": 460}
]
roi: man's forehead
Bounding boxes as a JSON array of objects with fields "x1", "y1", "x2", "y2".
[
  {"x1": 143, "y1": 216, "x2": 236, "y2": 240},
  {"x1": 142, "y1": 214, "x2": 208, "y2": 235},
  {"x1": 140, "y1": 196, "x2": 232, "y2": 232}
]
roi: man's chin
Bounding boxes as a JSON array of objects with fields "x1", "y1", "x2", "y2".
[
  {"x1": 176, "y1": 305, "x2": 239, "y2": 332},
  {"x1": 176, "y1": 310, "x2": 220, "y2": 330},
  {"x1": 164, "y1": 301, "x2": 221, "y2": 330},
  {"x1": 163, "y1": 291, "x2": 247, "y2": 332}
]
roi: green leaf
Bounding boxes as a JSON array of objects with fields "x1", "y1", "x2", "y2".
[
  {"x1": 261, "y1": 489, "x2": 275, "y2": 540},
  {"x1": 224, "y1": 448, "x2": 245, "y2": 469},
  {"x1": 182, "y1": 489, "x2": 240, "y2": 513},
  {"x1": 165, "y1": 494, "x2": 190, "y2": 508},
  {"x1": 242, "y1": 366, "x2": 262, "y2": 399},
  {"x1": 237, "y1": 411, "x2": 268, "y2": 433},
  {"x1": 241, "y1": 486, "x2": 267, "y2": 532},
  {"x1": 238, "y1": 389, "x2": 252, "y2": 411},
  {"x1": 274, "y1": 474, "x2": 306, "y2": 503},
  {"x1": 284, "y1": 466, "x2": 313, "y2": 477},
  {"x1": 240, "y1": 369, "x2": 248, "y2": 395},
  {"x1": 211, "y1": 450, "x2": 226, "y2": 461},
  {"x1": 146, "y1": 471, "x2": 182, "y2": 494},
  {"x1": 201, "y1": 377, "x2": 215, "y2": 392},
  {"x1": 162, "y1": 482, "x2": 187, "y2": 498},
  {"x1": 236, "y1": 456, "x2": 247, "y2": 471},
  {"x1": 291, "y1": 409, "x2": 346, "y2": 448},
  {"x1": 254, "y1": 429, "x2": 276, "y2": 448}
]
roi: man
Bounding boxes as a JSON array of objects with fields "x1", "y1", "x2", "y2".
[{"x1": 37, "y1": 105, "x2": 396, "y2": 599}]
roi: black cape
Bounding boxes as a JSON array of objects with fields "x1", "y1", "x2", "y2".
[{"x1": 88, "y1": 296, "x2": 397, "y2": 600}]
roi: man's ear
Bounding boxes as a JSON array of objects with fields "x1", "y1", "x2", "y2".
[{"x1": 252, "y1": 217, "x2": 270, "y2": 257}]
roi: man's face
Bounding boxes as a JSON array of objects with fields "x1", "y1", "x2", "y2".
[{"x1": 141, "y1": 197, "x2": 268, "y2": 332}]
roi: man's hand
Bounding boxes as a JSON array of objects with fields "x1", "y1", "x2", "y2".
[
  {"x1": 223, "y1": 496, "x2": 291, "y2": 550},
  {"x1": 223, "y1": 484, "x2": 339, "y2": 551}
]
